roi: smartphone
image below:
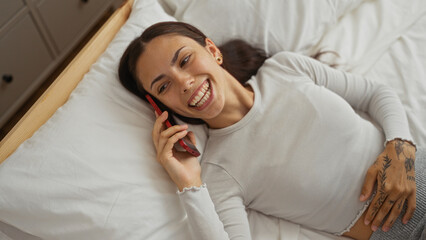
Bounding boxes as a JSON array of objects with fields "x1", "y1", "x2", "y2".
[{"x1": 145, "y1": 94, "x2": 201, "y2": 157}]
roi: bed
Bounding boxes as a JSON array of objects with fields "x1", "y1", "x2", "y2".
[{"x1": 0, "y1": 0, "x2": 425, "y2": 239}]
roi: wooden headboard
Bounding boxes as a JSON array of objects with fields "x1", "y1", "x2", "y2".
[{"x1": 0, "y1": 0, "x2": 134, "y2": 163}]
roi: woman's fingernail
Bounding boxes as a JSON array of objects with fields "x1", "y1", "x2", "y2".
[
  {"x1": 364, "y1": 220, "x2": 370, "y2": 225},
  {"x1": 360, "y1": 194, "x2": 365, "y2": 201},
  {"x1": 403, "y1": 219, "x2": 408, "y2": 224},
  {"x1": 383, "y1": 226, "x2": 390, "y2": 232},
  {"x1": 372, "y1": 225, "x2": 378, "y2": 232}
]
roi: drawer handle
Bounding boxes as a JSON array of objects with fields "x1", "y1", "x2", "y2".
[
  {"x1": 2, "y1": 74, "x2": 13, "y2": 84},
  {"x1": 81, "y1": 0, "x2": 89, "y2": 3}
]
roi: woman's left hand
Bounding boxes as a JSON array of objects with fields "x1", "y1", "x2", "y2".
[{"x1": 360, "y1": 139, "x2": 416, "y2": 233}]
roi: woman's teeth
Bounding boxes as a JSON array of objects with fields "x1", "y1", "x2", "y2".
[{"x1": 189, "y1": 81, "x2": 211, "y2": 107}]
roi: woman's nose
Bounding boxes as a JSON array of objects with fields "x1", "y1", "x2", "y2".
[{"x1": 176, "y1": 73, "x2": 194, "y2": 93}]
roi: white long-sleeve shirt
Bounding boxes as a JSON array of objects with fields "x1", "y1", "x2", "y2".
[{"x1": 178, "y1": 52, "x2": 414, "y2": 239}]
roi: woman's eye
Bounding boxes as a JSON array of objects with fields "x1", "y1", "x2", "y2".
[
  {"x1": 158, "y1": 82, "x2": 169, "y2": 94},
  {"x1": 180, "y1": 55, "x2": 191, "y2": 67}
]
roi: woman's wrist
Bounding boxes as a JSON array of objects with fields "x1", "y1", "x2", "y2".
[
  {"x1": 177, "y1": 179, "x2": 203, "y2": 192},
  {"x1": 386, "y1": 138, "x2": 417, "y2": 152}
]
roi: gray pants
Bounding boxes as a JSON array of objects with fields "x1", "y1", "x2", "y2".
[{"x1": 370, "y1": 147, "x2": 426, "y2": 240}]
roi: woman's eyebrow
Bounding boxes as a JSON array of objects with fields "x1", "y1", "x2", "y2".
[
  {"x1": 150, "y1": 46, "x2": 185, "y2": 90},
  {"x1": 171, "y1": 46, "x2": 185, "y2": 66},
  {"x1": 150, "y1": 74, "x2": 165, "y2": 90}
]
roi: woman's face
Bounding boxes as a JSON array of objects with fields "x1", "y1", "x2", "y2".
[{"x1": 136, "y1": 34, "x2": 227, "y2": 120}]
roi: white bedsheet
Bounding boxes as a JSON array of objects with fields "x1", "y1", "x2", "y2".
[
  {"x1": 364, "y1": 12, "x2": 426, "y2": 147},
  {"x1": 0, "y1": 0, "x2": 425, "y2": 239}
]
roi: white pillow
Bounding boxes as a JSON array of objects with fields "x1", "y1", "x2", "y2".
[{"x1": 158, "y1": 0, "x2": 363, "y2": 56}]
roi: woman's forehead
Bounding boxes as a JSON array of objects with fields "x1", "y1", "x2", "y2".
[
  {"x1": 146, "y1": 34, "x2": 199, "y2": 50},
  {"x1": 140, "y1": 35, "x2": 201, "y2": 64}
]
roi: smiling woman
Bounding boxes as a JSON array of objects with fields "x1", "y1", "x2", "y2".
[{"x1": 118, "y1": 21, "x2": 424, "y2": 240}]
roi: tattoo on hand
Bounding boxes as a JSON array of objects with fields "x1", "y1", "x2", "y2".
[
  {"x1": 395, "y1": 140, "x2": 404, "y2": 157},
  {"x1": 398, "y1": 200, "x2": 403, "y2": 210},
  {"x1": 405, "y1": 157, "x2": 415, "y2": 173},
  {"x1": 394, "y1": 140, "x2": 415, "y2": 174},
  {"x1": 407, "y1": 175, "x2": 416, "y2": 182},
  {"x1": 371, "y1": 155, "x2": 392, "y2": 216}
]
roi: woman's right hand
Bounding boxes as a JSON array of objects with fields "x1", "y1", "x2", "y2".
[{"x1": 152, "y1": 111, "x2": 202, "y2": 191}]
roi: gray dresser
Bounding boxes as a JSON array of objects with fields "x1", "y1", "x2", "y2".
[{"x1": 0, "y1": 0, "x2": 123, "y2": 127}]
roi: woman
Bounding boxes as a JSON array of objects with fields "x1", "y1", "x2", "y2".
[{"x1": 118, "y1": 22, "x2": 425, "y2": 240}]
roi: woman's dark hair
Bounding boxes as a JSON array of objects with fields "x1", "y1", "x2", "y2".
[{"x1": 118, "y1": 21, "x2": 267, "y2": 125}]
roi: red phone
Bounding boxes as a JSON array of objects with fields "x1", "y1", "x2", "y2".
[{"x1": 146, "y1": 94, "x2": 201, "y2": 157}]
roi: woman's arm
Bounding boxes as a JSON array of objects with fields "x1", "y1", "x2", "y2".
[
  {"x1": 276, "y1": 52, "x2": 417, "y2": 232},
  {"x1": 277, "y1": 52, "x2": 414, "y2": 146},
  {"x1": 152, "y1": 111, "x2": 251, "y2": 239},
  {"x1": 178, "y1": 167, "x2": 252, "y2": 240}
]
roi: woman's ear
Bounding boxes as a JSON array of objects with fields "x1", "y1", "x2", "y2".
[
  {"x1": 205, "y1": 38, "x2": 223, "y2": 64},
  {"x1": 206, "y1": 38, "x2": 220, "y2": 58}
]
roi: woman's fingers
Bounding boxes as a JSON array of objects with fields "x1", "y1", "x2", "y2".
[
  {"x1": 381, "y1": 198, "x2": 405, "y2": 232},
  {"x1": 157, "y1": 130, "x2": 189, "y2": 168},
  {"x1": 403, "y1": 192, "x2": 416, "y2": 224},
  {"x1": 368, "y1": 196, "x2": 389, "y2": 231},
  {"x1": 162, "y1": 130, "x2": 189, "y2": 156},
  {"x1": 365, "y1": 185, "x2": 415, "y2": 232},
  {"x1": 364, "y1": 185, "x2": 386, "y2": 227},
  {"x1": 151, "y1": 111, "x2": 190, "y2": 157},
  {"x1": 157, "y1": 124, "x2": 188, "y2": 153},
  {"x1": 152, "y1": 111, "x2": 168, "y2": 149},
  {"x1": 186, "y1": 131, "x2": 197, "y2": 145},
  {"x1": 371, "y1": 192, "x2": 415, "y2": 232},
  {"x1": 369, "y1": 194, "x2": 401, "y2": 231}
]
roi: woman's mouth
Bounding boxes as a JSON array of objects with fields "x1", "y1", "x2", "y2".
[{"x1": 188, "y1": 79, "x2": 213, "y2": 110}]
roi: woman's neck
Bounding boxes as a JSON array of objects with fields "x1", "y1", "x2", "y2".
[{"x1": 205, "y1": 72, "x2": 254, "y2": 129}]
